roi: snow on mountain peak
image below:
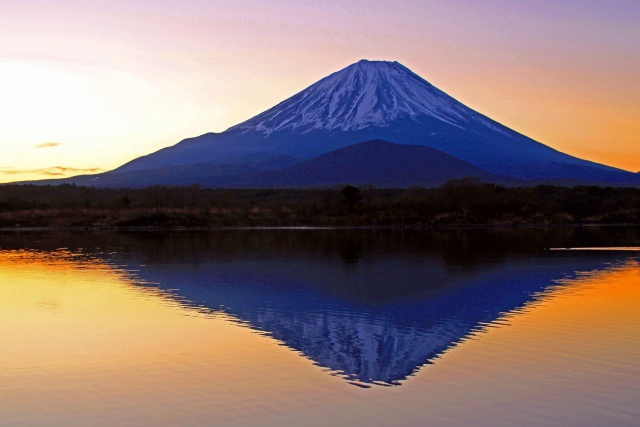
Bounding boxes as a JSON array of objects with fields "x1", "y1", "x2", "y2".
[{"x1": 228, "y1": 59, "x2": 474, "y2": 135}]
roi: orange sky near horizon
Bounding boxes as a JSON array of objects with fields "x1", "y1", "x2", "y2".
[{"x1": 0, "y1": 0, "x2": 638, "y2": 182}]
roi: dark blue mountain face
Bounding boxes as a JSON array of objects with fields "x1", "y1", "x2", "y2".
[
  {"x1": 48, "y1": 140, "x2": 499, "y2": 188},
  {"x1": 240, "y1": 140, "x2": 500, "y2": 187},
  {"x1": 109, "y1": 60, "x2": 638, "y2": 186}
]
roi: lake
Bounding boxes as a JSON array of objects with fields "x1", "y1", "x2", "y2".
[{"x1": 1, "y1": 227, "x2": 639, "y2": 426}]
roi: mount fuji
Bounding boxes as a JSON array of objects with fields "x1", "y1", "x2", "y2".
[{"x1": 47, "y1": 60, "x2": 639, "y2": 187}]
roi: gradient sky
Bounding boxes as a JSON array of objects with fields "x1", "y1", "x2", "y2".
[{"x1": 0, "y1": 0, "x2": 638, "y2": 182}]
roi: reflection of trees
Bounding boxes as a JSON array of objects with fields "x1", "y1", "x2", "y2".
[
  {"x1": 1, "y1": 227, "x2": 635, "y2": 305},
  {"x1": 1, "y1": 227, "x2": 637, "y2": 266}
]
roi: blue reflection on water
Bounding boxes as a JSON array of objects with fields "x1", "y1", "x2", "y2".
[
  {"x1": 2, "y1": 228, "x2": 634, "y2": 386},
  {"x1": 112, "y1": 236, "x2": 631, "y2": 385}
]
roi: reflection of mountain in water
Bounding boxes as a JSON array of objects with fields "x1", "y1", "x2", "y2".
[
  {"x1": 2, "y1": 229, "x2": 634, "y2": 386},
  {"x1": 139, "y1": 256, "x2": 622, "y2": 385},
  {"x1": 110, "y1": 235, "x2": 628, "y2": 386}
]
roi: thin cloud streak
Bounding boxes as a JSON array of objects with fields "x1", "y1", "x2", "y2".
[
  {"x1": 34, "y1": 142, "x2": 64, "y2": 149},
  {"x1": 0, "y1": 166, "x2": 103, "y2": 176}
]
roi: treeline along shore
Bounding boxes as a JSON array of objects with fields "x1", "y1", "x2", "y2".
[{"x1": 0, "y1": 179, "x2": 639, "y2": 228}]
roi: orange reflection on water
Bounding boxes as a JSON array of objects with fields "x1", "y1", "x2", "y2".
[
  {"x1": 394, "y1": 258, "x2": 640, "y2": 427},
  {"x1": 0, "y1": 249, "x2": 348, "y2": 426},
  {"x1": 1, "y1": 250, "x2": 202, "y2": 368},
  {"x1": 467, "y1": 259, "x2": 640, "y2": 364},
  {"x1": 0, "y1": 249, "x2": 638, "y2": 427}
]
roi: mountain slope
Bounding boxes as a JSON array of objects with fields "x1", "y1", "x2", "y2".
[
  {"x1": 37, "y1": 140, "x2": 500, "y2": 188},
  {"x1": 110, "y1": 59, "x2": 637, "y2": 185},
  {"x1": 239, "y1": 140, "x2": 502, "y2": 187}
]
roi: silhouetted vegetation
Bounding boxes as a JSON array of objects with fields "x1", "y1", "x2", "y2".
[
  {"x1": 341, "y1": 185, "x2": 363, "y2": 210},
  {"x1": 0, "y1": 179, "x2": 638, "y2": 227}
]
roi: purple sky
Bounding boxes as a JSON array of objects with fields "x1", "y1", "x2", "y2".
[{"x1": 0, "y1": 0, "x2": 638, "y2": 180}]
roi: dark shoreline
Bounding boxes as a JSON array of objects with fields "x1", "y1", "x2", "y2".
[
  {"x1": 2, "y1": 226, "x2": 638, "y2": 266},
  {"x1": 1, "y1": 181, "x2": 638, "y2": 228},
  {"x1": 2, "y1": 223, "x2": 639, "y2": 232}
]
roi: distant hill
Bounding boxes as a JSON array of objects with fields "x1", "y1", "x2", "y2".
[{"x1": 239, "y1": 140, "x2": 502, "y2": 187}]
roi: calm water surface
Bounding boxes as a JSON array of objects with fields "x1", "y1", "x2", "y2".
[{"x1": 1, "y1": 228, "x2": 639, "y2": 426}]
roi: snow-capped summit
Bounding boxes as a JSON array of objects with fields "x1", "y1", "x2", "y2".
[{"x1": 229, "y1": 59, "x2": 485, "y2": 134}]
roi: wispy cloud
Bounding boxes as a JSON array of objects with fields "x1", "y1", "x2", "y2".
[
  {"x1": 0, "y1": 166, "x2": 104, "y2": 176},
  {"x1": 34, "y1": 142, "x2": 64, "y2": 149}
]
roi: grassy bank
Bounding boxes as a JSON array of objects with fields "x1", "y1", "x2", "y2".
[{"x1": 0, "y1": 179, "x2": 638, "y2": 228}]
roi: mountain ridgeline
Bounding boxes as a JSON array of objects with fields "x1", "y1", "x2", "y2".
[{"x1": 34, "y1": 60, "x2": 639, "y2": 188}]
